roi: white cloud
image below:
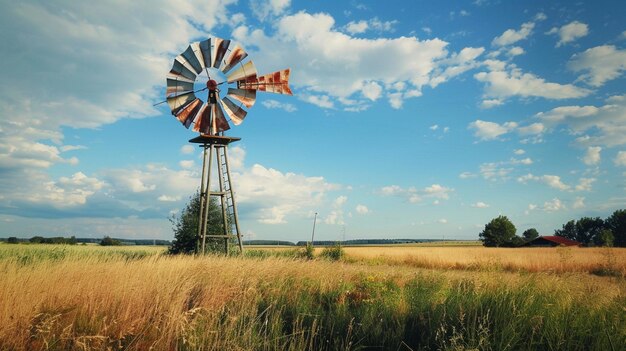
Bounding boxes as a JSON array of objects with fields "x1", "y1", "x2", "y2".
[
  {"x1": 233, "y1": 11, "x2": 483, "y2": 109},
  {"x1": 362, "y1": 81, "x2": 383, "y2": 101},
  {"x1": 543, "y1": 198, "x2": 565, "y2": 212},
  {"x1": 459, "y1": 172, "x2": 476, "y2": 179},
  {"x1": 158, "y1": 195, "x2": 181, "y2": 202},
  {"x1": 514, "y1": 149, "x2": 525, "y2": 155},
  {"x1": 179, "y1": 160, "x2": 195, "y2": 169},
  {"x1": 517, "y1": 123, "x2": 544, "y2": 135},
  {"x1": 582, "y1": 146, "x2": 601, "y2": 166},
  {"x1": 471, "y1": 201, "x2": 490, "y2": 208},
  {"x1": 572, "y1": 196, "x2": 585, "y2": 209},
  {"x1": 180, "y1": 145, "x2": 195, "y2": 155},
  {"x1": 479, "y1": 162, "x2": 513, "y2": 181},
  {"x1": 380, "y1": 184, "x2": 453, "y2": 203},
  {"x1": 345, "y1": 20, "x2": 368, "y2": 34},
  {"x1": 574, "y1": 178, "x2": 595, "y2": 192},
  {"x1": 517, "y1": 174, "x2": 570, "y2": 191},
  {"x1": 568, "y1": 45, "x2": 626, "y2": 87},
  {"x1": 536, "y1": 97, "x2": 626, "y2": 147},
  {"x1": 430, "y1": 124, "x2": 439, "y2": 130},
  {"x1": 262, "y1": 99, "x2": 297, "y2": 112},
  {"x1": 510, "y1": 157, "x2": 533, "y2": 165},
  {"x1": 437, "y1": 218, "x2": 448, "y2": 224},
  {"x1": 480, "y1": 99, "x2": 504, "y2": 109},
  {"x1": 507, "y1": 46, "x2": 525, "y2": 56},
  {"x1": 251, "y1": 0, "x2": 291, "y2": 20},
  {"x1": 302, "y1": 94, "x2": 335, "y2": 109},
  {"x1": 474, "y1": 66, "x2": 591, "y2": 100},
  {"x1": 547, "y1": 21, "x2": 589, "y2": 47},
  {"x1": 355, "y1": 204, "x2": 370, "y2": 214},
  {"x1": 468, "y1": 120, "x2": 517, "y2": 140},
  {"x1": 614, "y1": 151, "x2": 626, "y2": 167},
  {"x1": 492, "y1": 22, "x2": 534, "y2": 47}
]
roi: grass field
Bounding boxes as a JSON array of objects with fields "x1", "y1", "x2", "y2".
[{"x1": 0, "y1": 243, "x2": 624, "y2": 350}]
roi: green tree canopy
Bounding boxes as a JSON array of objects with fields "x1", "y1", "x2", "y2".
[
  {"x1": 168, "y1": 191, "x2": 227, "y2": 255},
  {"x1": 479, "y1": 215, "x2": 517, "y2": 247},
  {"x1": 555, "y1": 217, "x2": 605, "y2": 246},
  {"x1": 605, "y1": 209, "x2": 625, "y2": 247},
  {"x1": 522, "y1": 228, "x2": 539, "y2": 241}
]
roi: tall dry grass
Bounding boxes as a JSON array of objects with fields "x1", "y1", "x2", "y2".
[
  {"x1": 342, "y1": 246, "x2": 626, "y2": 275},
  {"x1": 0, "y1": 244, "x2": 624, "y2": 350}
]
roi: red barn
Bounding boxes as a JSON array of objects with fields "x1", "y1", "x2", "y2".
[{"x1": 524, "y1": 236, "x2": 581, "y2": 247}]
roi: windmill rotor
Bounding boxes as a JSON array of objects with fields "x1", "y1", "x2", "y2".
[{"x1": 165, "y1": 37, "x2": 293, "y2": 135}]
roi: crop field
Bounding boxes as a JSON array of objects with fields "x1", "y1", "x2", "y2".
[{"x1": 0, "y1": 243, "x2": 624, "y2": 350}]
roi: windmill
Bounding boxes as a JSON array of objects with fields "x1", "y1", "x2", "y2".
[{"x1": 164, "y1": 37, "x2": 292, "y2": 254}]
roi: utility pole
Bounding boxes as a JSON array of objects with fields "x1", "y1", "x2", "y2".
[{"x1": 311, "y1": 212, "x2": 318, "y2": 246}]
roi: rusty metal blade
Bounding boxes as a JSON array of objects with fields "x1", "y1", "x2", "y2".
[
  {"x1": 238, "y1": 68, "x2": 292, "y2": 95},
  {"x1": 212, "y1": 38, "x2": 231, "y2": 69},
  {"x1": 199, "y1": 39, "x2": 212, "y2": 69},
  {"x1": 166, "y1": 72, "x2": 194, "y2": 84},
  {"x1": 221, "y1": 44, "x2": 248, "y2": 74},
  {"x1": 227, "y1": 88, "x2": 256, "y2": 108},
  {"x1": 182, "y1": 44, "x2": 203, "y2": 74},
  {"x1": 166, "y1": 78, "x2": 194, "y2": 97},
  {"x1": 174, "y1": 55, "x2": 198, "y2": 80},
  {"x1": 170, "y1": 60, "x2": 197, "y2": 81},
  {"x1": 226, "y1": 60, "x2": 257, "y2": 83},
  {"x1": 221, "y1": 97, "x2": 247, "y2": 125},
  {"x1": 212, "y1": 103, "x2": 231, "y2": 133},
  {"x1": 176, "y1": 98, "x2": 202, "y2": 127},
  {"x1": 193, "y1": 103, "x2": 212, "y2": 134},
  {"x1": 167, "y1": 91, "x2": 196, "y2": 115}
]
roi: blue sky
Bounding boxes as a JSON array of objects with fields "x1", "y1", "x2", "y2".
[{"x1": 1, "y1": 0, "x2": 625, "y2": 241}]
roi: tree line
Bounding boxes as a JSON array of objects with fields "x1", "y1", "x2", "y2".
[{"x1": 479, "y1": 209, "x2": 625, "y2": 247}]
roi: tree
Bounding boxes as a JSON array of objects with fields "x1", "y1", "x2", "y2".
[
  {"x1": 605, "y1": 209, "x2": 626, "y2": 247},
  {"x1": 168, "y1": 191, "x2": 227, "y2": 255},
  {"x1": 479, "y1": 215, "x2": 517, "y2": 247},
  {"x1": 555, "y1": 220, "x2": 576, "y2": 241},
  {"x1": 7, "y1": 237, "x2": 18, "y2": 244},
  {"x1": 100, "y1": 236, "x2": 121, "y2": 246},
  {"x1": 522, "y1": 228, "x2": 539, "y2": 241}
]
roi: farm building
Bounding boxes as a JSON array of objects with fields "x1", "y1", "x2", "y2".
[{"x1": 524, "y1": 236, "x2": 581, "y2": 247}]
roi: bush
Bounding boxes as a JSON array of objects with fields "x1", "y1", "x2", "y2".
[
  {"x1": 320, "y1": 243, "x2": 344, "y2": 261},
  {"x1": 100, "y1": 236, "x2": 121, "y2": 246}
]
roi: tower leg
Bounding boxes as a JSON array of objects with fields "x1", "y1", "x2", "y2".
[
  {"x1": 196, "y1": 144, "x2": 209, "y2": 254},
  {"x1": 217, "y1": 146, "x2": 230, "y2": 254},
  {"x1": 201, "y1": 144, "x2": 214, "y2": 254}
]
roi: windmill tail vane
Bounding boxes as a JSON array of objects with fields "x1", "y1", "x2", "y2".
[{"x1": 164, "y1": 37, "x2": 292, "y2": 136}]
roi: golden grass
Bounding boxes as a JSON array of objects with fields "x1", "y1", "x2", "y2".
[{"x1": 1, "y1": 244, "x2": 624, "y2": 349}]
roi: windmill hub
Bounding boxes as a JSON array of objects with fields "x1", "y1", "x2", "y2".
[{"x1": 207, "y1": 79, "x2": 218, "y2": 90}]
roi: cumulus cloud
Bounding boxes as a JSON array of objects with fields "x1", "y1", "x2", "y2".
[
  {"x1": 180, "y1": 145, "x2": 195, "y2": 155},
  {"x1": 582, "y1": 146, "x2": 601, "y2": 166},
  {"x1": 543, "y1": 198, "x2": 565, "y2": 212},
  {"x1": 471, "y1": 202, "x2": 490, "y2": 208},
  {"x1": 262, "y1": 99, "x2": 297, "y2": 112},
  {"x1": 355, "y1": 204, "x2": 370, "y2": 214},
  {"x1": 572, "y1": 197, "x2": 585, "y2": 209},
  {"x1": 568, "y1": 45, "x2": 626, "y2": 87},
  {"x1": 517, "y1": 174, "x2": 570, "y2": 191},
  {"x1": 546, "y1": 21, "x2": 589, "y2": 47},
  {"x1": 614, "y1": 151, "x2": 626, "y2": 167},
  {"x1": 535, "y1": 95, "x2": 626, "y2": 147},
  {"x1": 379, "y1": 184, "x2": 453, "y2": 203},
  {"x1": 468, "y1": 120, "x2": 517, "y2": 140},
  {"x1": 233, "y1": 11, "x2": 483, "y2": 110},
  {"x1": 492, "y1": 22, "x2": 535, "y2": 47},
  {"x1": 251, "y1": 0, "x2": 291, "y2": 20}
]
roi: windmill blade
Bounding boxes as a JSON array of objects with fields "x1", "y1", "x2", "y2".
[
  {"x1": 220, "y1": 97, "x2": 247, "y2": 125},
  {"x1": 193, "y1": 103, "x2": 212, "y2": 134},
  {"x1": 166, "y1": 72, "x2": 194, "y2": 84},
  {"x1": 212, "y1": 102, "x2": 231, "y2": 134},
  {"x1": 226, "y1": 60, "x2": 257, "y2": 83},
  {"x1": 174, "y1": 55, "x2": 198, "y2": 80},
  {"x1": 181, "y1": 44, "x2": 203, "y2": 74},
  {"x1": 221, "y1": 44, "x2": 248, "y2": 74},
  {"x1": 212, "y1": 38, "x2": 231, "y2": 69},
  {"x1": 167, "y1": 92, "x2": 196, "y2": 115},
  {"x1": 199, "y1": 39, "x2": 212, "y2": 69},
  {"x1": 170, "y1": 59, "x2": 197, "y2": 81},
  {"x1": 238, "y1": 69, "x2": 292, "y2": 95},
  {"x1": 176, "y1": 98, "x2": 202, "y2": 127},
  {"x1": 166, "y1": 78, "x2": 194, "y2": 97},
  {"x1": 227, "y1": 88, "x2": 256, "y2": 108}
]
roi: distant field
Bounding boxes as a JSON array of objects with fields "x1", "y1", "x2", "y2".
[{"x1": 0, "y1": 243, "x2": 624, "y2": 350}]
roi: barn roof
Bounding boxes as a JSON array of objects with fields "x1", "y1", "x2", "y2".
[{"x1": 531, "y1": 236, "x2": 580, "y2": 246}]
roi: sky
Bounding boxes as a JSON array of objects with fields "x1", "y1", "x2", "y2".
[{"x1": 1, "y1": 0, "x2": 625, "y2": 242}]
